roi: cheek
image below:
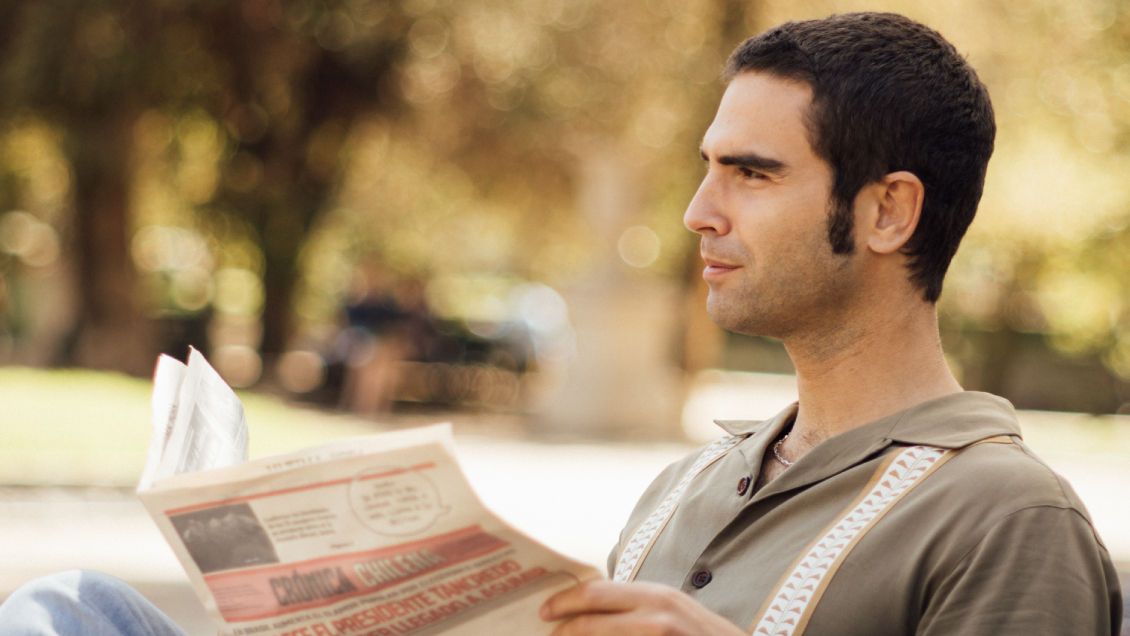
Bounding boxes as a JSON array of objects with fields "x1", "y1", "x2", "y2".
[
  {"x1": 729, "y1": 199, "x2": 796, "y2": 254},
  {"x1": 778, "y1": 189, "x2": 835, "y2": 247}
]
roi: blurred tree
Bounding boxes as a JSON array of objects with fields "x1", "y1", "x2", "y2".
[{"x1": 0, "y1": 0, "x2": 411, "y2": 373}]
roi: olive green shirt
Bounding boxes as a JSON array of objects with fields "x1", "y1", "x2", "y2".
[{"x1": 610, "y1": 392, "x2": 1122, "y2": 635}]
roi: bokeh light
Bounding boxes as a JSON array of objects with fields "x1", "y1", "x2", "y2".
[
  {"x1": 276, "y1": 350, "x2": 327, "y2": 394},
  {"x1": 618, "y1": 226, "x2": 661, "y2": 268},
  {"x1": 213, "y1": 345, "x2": 263, "y2": 388},
  {"x1": 213, "y1": 268, "x2": 264, "y2": 317},
  {"x1": 131, "y1": 226, "x2": 210, "y2": 273},
  {"x1": 0, "y1": 212, "x2": 60, "y2": 268}
]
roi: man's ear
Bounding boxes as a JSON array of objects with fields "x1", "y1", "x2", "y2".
[{"x1": 864, "y1": 171, "x2": 924, "y2": 255}]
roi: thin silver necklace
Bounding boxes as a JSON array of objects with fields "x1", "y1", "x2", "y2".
[{"x1": 772, "y1": 433, "x2": 794, "y2": 467}]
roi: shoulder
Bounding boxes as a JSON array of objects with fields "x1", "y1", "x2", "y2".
[
  {"x1": 882, "y1": 392, "x2": 1092, "y2": 527},
  {"x1": 925, "y1": 438, "x2": 1092, "y2": 521},
  {"x1": 914, "y1": 443, "x2": 1123, "y2": 633},
  {"x1": 882, "y1": 439, "x2": 1122, "y2": 633},
  {"x1": 898, "y1": 437, "x2": 1113, "y2": 579}
]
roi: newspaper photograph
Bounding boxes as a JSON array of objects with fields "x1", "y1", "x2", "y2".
[{"x1": 137, "y1": 350, "x2": 602, "y2": 636}]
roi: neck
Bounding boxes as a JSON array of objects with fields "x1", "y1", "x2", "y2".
[{"x1": 781, "y1": 296, "x2": 962, "y2": 451}]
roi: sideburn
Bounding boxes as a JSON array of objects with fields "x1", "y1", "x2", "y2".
[{"x1": 826, "y1": 197, "x2": 855, "y2": 255}]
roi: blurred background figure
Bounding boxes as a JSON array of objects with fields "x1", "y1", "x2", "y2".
[{"x1": 336, "y1": 263, "x2": 413, "y2": 415}]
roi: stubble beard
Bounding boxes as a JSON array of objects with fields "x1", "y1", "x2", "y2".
[
  {"x1": 704, "y1": 248, "x2": 858, "y2": 346},
  {"x1": 705, "y1": 281, "x2": 789, "y2": 339}
]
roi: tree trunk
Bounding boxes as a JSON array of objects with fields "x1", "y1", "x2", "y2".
[{"x1": 64, "y1": 114, "x2": 154, "y2": 375}]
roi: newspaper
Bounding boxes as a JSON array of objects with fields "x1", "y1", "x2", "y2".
[{"x1": 137, "y1": 349, "x2": 602, "y2": 636}]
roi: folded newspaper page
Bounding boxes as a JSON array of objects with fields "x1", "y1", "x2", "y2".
[{"x1": 138, "y1": 349, "x2": 602, "y2": 636}]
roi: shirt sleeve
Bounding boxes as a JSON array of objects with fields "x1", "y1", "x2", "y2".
[{"x1": 919, "y1": 504, "x2": 1122, "y2": 636}]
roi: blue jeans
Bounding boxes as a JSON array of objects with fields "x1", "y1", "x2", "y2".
[{"x1": 0, "y1": 571, "x2": 188, "y2": 636}]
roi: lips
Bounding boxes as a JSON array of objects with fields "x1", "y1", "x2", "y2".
[
  {"x1": 702, "y1": 256, "x2": 739, "y2": 269},
  {"x1": 701, "y1": 254, "x2": 740, "y2": 280}
]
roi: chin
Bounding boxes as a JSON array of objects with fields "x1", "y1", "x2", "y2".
[
  {"x1": 707, "y1": 301, "x2": 761, "y2": 337},
  {"x1": 707, "y1": 296, "x2": 790, "y2": 339}
]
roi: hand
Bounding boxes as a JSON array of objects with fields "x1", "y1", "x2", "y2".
[{"x1": 539, "y1": 580, "x2": 748, "y2": 636}]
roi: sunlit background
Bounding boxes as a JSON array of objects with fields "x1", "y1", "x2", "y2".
[{"x1": 0, "y1": 0, "x2": 1128, "y2": 632}]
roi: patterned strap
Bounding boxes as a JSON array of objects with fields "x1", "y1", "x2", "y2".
[
  {"x1": 748, "y1": 443, "x2": 966, "y2": 636},
  {"x1": 612, "y1": 434, "x2": 746, "y2": 582}
]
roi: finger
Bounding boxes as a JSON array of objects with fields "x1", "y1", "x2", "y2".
[
  {"x1": 541, "y1": 581, "x2": 649, "y2": 621},
  {"x1": 551, "y1": 610, "x2": 640, "y2": 636}
]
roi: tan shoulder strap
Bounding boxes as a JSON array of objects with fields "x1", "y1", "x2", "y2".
[
  {"x1": 612, "y1": 434, "x2": 746, "y2": 582},
  {"x1": 747, "y1": 436, "x2": 1013, "y2": 636}
]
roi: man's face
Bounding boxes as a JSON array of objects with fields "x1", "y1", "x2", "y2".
[{"x1": 684, "y1": 72, "x2": 860, "y2": 339}]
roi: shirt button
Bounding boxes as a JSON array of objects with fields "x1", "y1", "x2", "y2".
[
  {"x1": 737, "y1": 476, "x2": 750, "y2": 496},
  {"x1": 691, "y1": 570, "x2": 712, "y2": 588}
]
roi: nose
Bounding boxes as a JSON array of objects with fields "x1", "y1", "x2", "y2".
[{"x1": 683, "y1": 173, "x2": 730, "y2": 236}]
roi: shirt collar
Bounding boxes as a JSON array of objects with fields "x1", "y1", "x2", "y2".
[
  {"x1": 712, "y1": 391, "x2": 1021, "y2": 448},
  {"x1": 877, "y1": 391, "x2": 1021, "y2": 447},
  {"x1": 714, "y1": 407, "x2": 792, "y2": 438},
  {"x1": 713, "y1": 391, "x2": 1022, "y2": 502}
]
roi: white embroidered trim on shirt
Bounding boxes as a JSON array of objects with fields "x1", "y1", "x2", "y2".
[
  {"x1": 751, "y1": 445, "x2": 948, "y2": 636},
  {"x1": 612, "y1": 434, "x2": 745, "y2": 583}
]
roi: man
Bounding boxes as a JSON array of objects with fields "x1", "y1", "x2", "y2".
[{"x1": 540, "y1": 12, "x2": 1122, "y2": 636}]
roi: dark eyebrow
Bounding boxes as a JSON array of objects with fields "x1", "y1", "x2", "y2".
[{"x1": 700, "y1": 149, "x2": 787, "y2": 175}]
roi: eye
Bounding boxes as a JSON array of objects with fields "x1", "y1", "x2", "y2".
[{"x1": 738, "y1": 167, "x2": 767, "y2": 180}]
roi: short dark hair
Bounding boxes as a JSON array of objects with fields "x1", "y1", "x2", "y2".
[{"x1": 725, "y1": 12, "x2": 995, "y2": 302}]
